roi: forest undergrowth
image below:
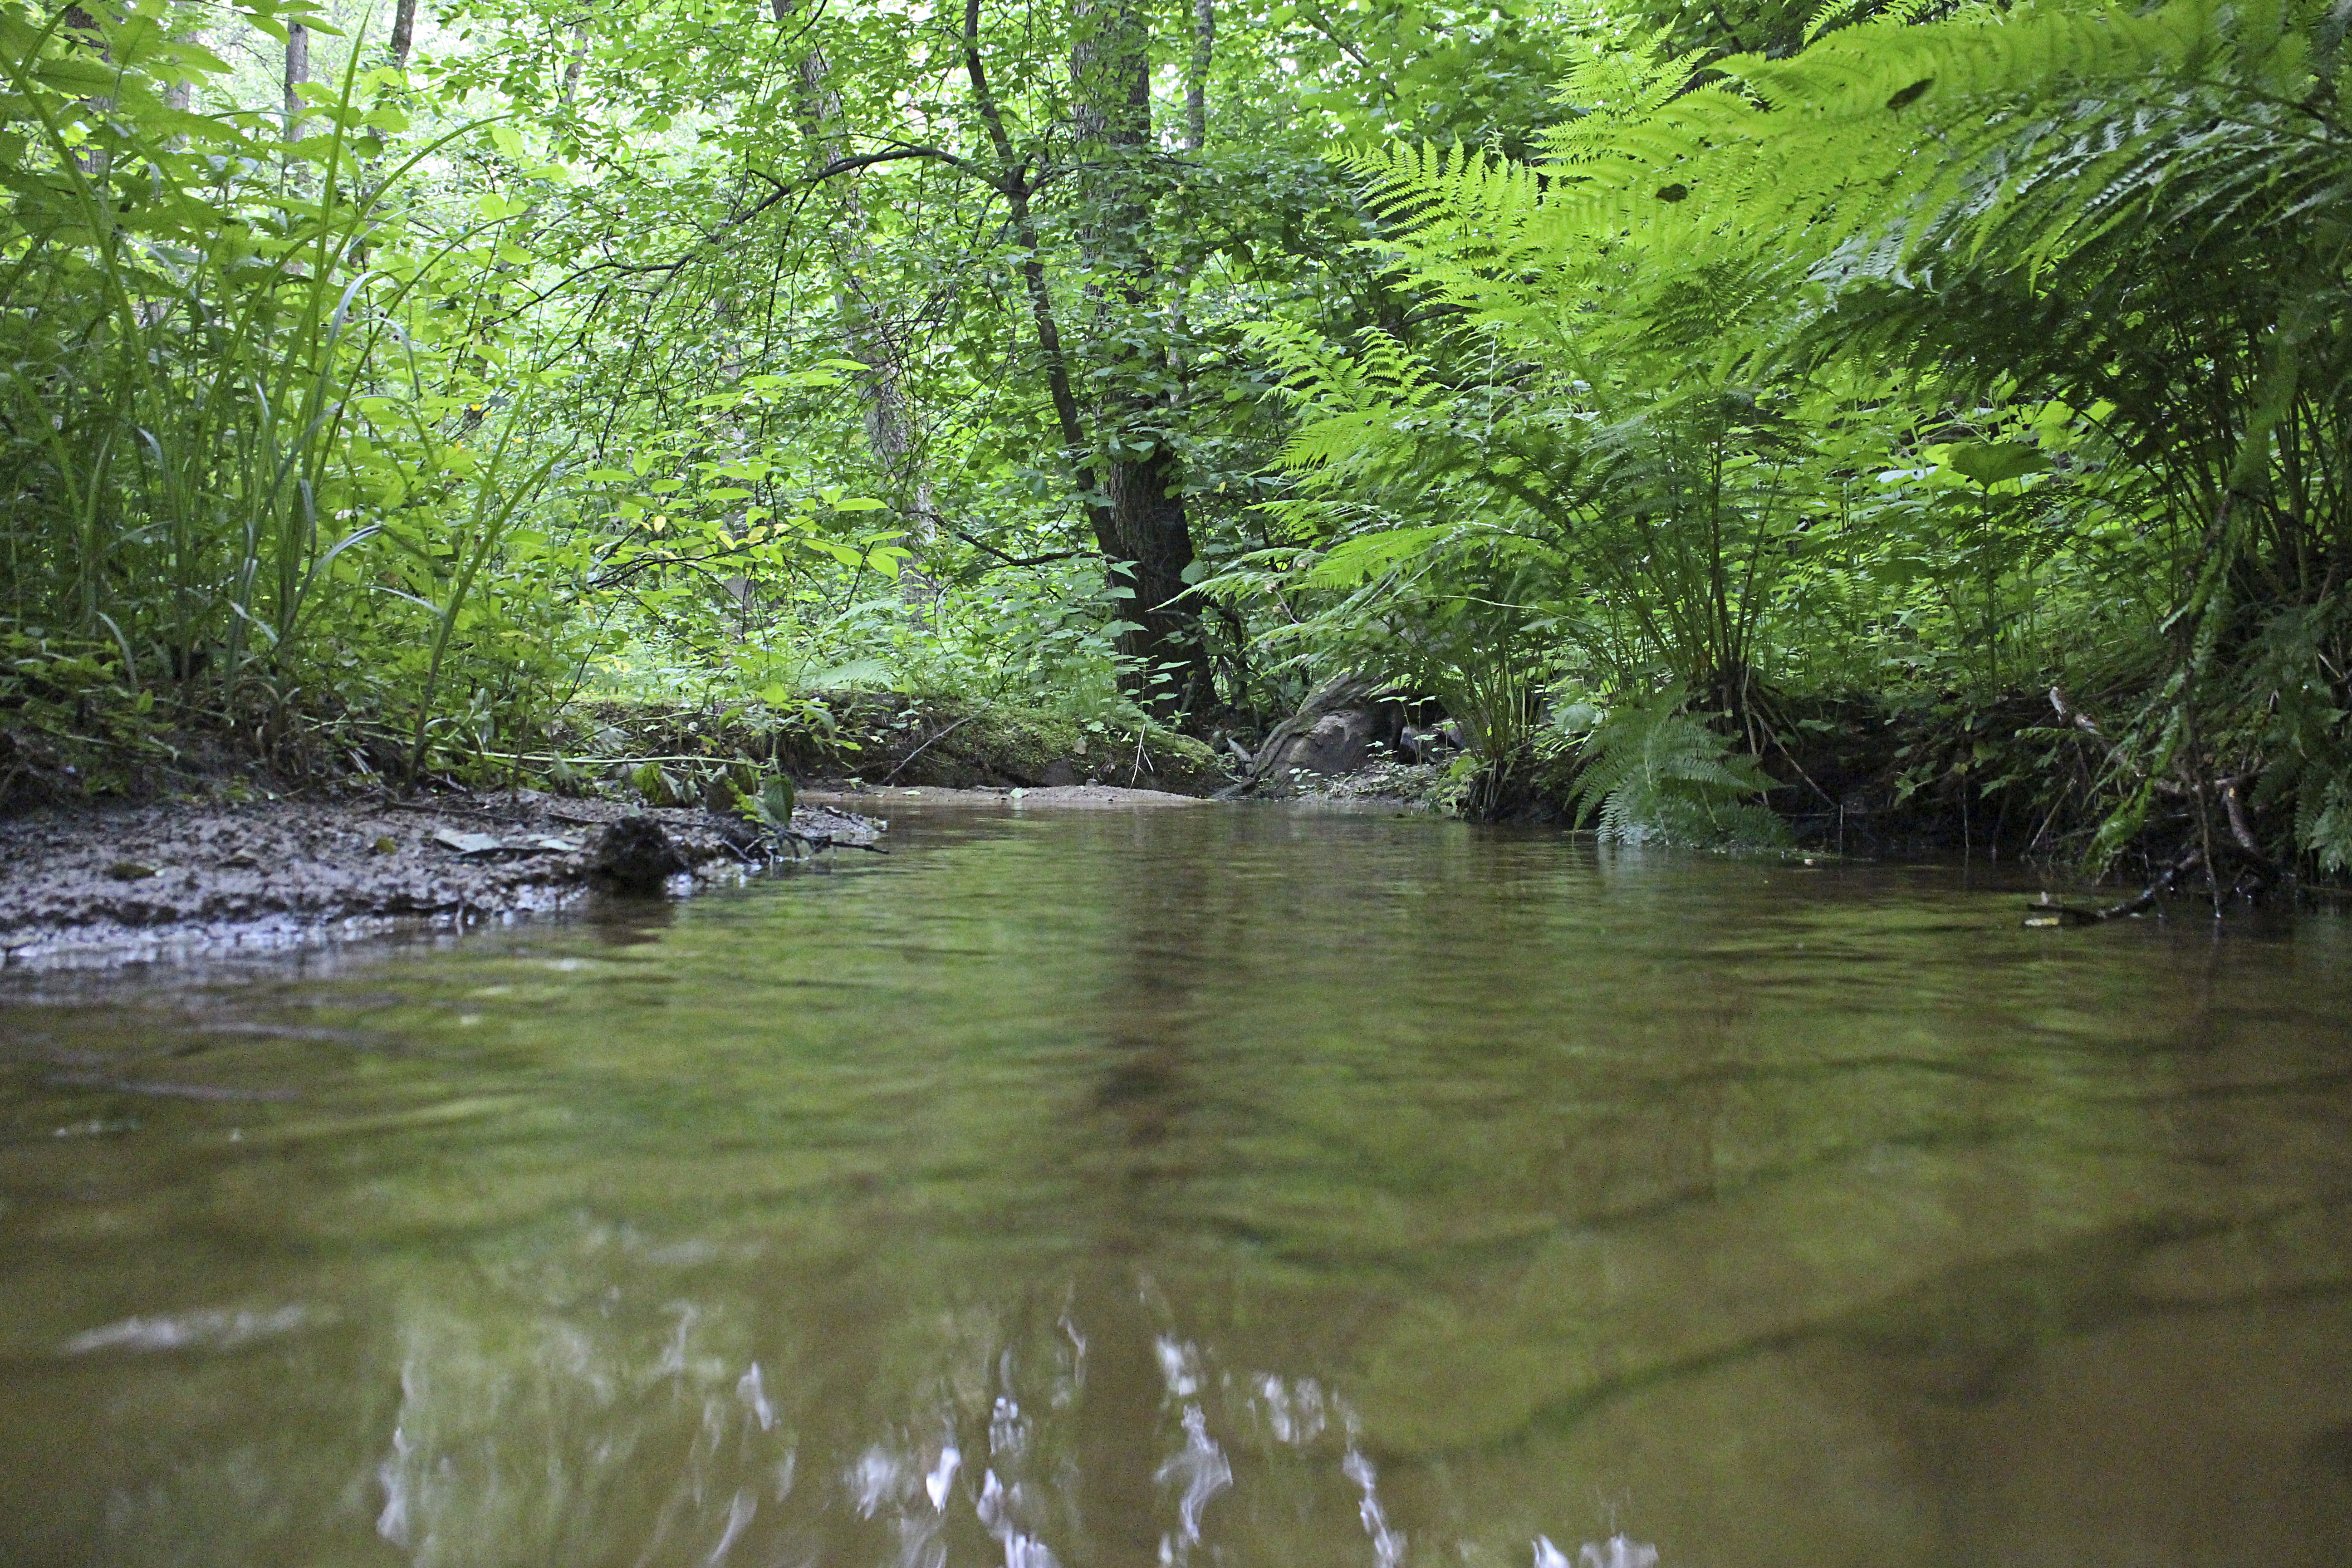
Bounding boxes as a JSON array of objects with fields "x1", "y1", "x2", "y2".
[{"x1": 3, "y1": 0, "x2": 2347, "y2": 908}]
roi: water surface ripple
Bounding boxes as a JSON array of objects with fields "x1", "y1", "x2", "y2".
[{"x1": 3, "y1": 803, "x2": 2350, "y2": 1567}]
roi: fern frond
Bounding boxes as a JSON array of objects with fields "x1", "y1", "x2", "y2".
[{"x1": 1570, "y1": 691, "x2": 1790, "y2": 846}]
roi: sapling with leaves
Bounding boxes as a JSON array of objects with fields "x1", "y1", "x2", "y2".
[{"x1": 382, "y1": 395, "x2": 569, "y2": 786}]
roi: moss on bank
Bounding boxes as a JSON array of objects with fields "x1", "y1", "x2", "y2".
[{"x1": 551, "y1": 695, "x2": 1228, "y2": 799}]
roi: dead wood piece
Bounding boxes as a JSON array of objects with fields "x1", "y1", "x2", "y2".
[
  {"x1": 2023, "y1": 849, "x2": 2204, "y2": 928},
  {"x1": 778, "y1": 831, "x2": 887, "y2": 856},
  {"x1": 1221, "y1": 674, "x2": 1409, "y2": 797}
]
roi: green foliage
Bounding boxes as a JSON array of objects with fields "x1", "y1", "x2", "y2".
[
  {"x1": 0, "y1": 0, "x2": 608, "y2": 780},
  {"x1": 702, "y1": 759, "x2": 799, "y2": 831},
  {"x1": 749, "y1": 774, "x2": 796, "y2": 832},
  {"x1": 0, "y1": 629, "x2": 169, "y2": 803},
  {"x1": 0, "y1": 0, "x2": 2343, "y2": 892},
  {"x1": 1567, "y1": 691, "x2": 1790, "y2": 847},
  {"x1": 626, "y1": 759, "x2": 680, "y2": 806},
  {"x1": 2234, "y1": 600, "x2": 2352, "y2": 872},
  {"x1": 1221, "y1": 0, "x2": 2352, "y2": 868}
]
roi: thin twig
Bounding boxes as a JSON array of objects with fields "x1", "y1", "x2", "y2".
[
  {"x1": 777, "y1": 830, "x2": 887, "y2": 855},
  {"x1": 2026, "y1": 848, "x2": 2205, "y2": 926},
  {"x1": 882, "y1": 713, "x2": 980, "y2": 783},
  {"x1": 943, "y1": 521, "x2": 1093, "y2": 569},
  {"x1": 2093, "y1": 848, "x2": 2205, "y2": 921}
]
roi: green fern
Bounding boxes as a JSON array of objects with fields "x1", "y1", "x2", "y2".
[
  {"x1": 1290, "y1": 0, "x2": 2352, "y2": 868},
  {"x1": 2302, "y1": 781, "x2": 2352, "y2": 875},
  {"x1": 1568, "y1": 691, "x2": 1791, "y2": 847},
  {"x1": 1343, "y1": 0, "x2": 2331, "y2": 371},
  {"x1": 1246, "y1": 318, "x2": 1457, "y2": 485}
]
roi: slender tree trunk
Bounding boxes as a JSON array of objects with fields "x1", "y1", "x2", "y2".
[
  {"x1": 62, "y1": 7, "x2": 111, "y2": 176},
  {"x1": 390, "y1": 0, "x2": 418, "y2": 69},
  {"x1": 967, "y1": 0, "x2": 1211, "y2": 711},
  {"x1": 789, "y1": 19, "x2": 933, "y2": 580},
  {"x1": 558, "y1": 19, "x2": 588, "y2": 108},
  {"x1": 284, "y1": 22, "x2": 308, "y2": 141},
  {"x1": 1186, "y1": 0, "x2": 1212, "y2": 152},
  {"x1": 164, "y1": 1, "x2": 205, "y2": 114},
  {"x1": 1167, "y1": 0, "x2": 1211, "y2": 397},
  {"x1": 963, "y1": 7, "x2": 1089, "y2": 479}
]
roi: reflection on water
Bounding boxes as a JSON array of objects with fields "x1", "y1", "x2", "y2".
[{"x1": 3, "y1": 804, "x2": 2351, "y2": 1567}]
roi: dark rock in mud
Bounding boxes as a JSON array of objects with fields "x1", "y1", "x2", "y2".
[
  {"x1": 591, "y1": 816, "x2": 690, "y2": 894},
  {"x1": 1223, "y1": 675, "x2": 1422, "y2": 797}
]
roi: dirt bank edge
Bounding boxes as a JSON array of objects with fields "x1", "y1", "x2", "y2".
[
  {"x1": 0, "y1": 791, "x2": 880, "y2": 969},
  {"x1": 803, "y1": 782, "x2": 1217, "y2": 810}
]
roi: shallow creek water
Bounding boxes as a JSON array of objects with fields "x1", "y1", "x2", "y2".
[{"x1": 3, "y1": 801, "x2": 2351, "y2": 1568}]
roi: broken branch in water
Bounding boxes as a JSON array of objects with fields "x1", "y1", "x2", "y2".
[
  {"x1": 2023, "y1": 849, "x2": 2204, "y2": 927},
  {"x1": 776, "y1": 831, "x2": 886, "y2": 856}
]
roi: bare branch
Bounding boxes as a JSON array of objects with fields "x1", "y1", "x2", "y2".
[{"x1": 939, "y1": 517, "x2": 1093, "y2": 569}]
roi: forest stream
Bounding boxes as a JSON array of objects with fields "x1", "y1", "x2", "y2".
[{"x1": 3, "y1": 801, "x2": 2350, "y2": 1568}]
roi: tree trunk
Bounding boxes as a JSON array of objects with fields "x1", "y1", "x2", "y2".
[
  {"x1": 789, "y1": 18, "x2": 933, "y2": 581},
  {"x1": 1186, "y1": 0, "x2": 1212, "y2": 152},
  {"x1": 61, "y1": 7, "x2": 111, "y2": 175},
  {"x1": 164, "y1": 1, "x2": 204, "y2": 114},
  {"x1": 558, "y1": 20, "x2": 588, "y2": 108},
  {"x1": 1166, "y1": 0, "x2": 1211, "y2": 446},
  {"x1": 284, "y1": 22, "x2": 307, "y2": 141},
  {"x1": 390, "y1": 0, "x2": 417, "y2": 69},
  {"x1": 1101, "y1": 452, "x2": 1209, "y2": 710},
  {"x1": 1068, "y1": 0, "x2": 1212, "y2": 716}
]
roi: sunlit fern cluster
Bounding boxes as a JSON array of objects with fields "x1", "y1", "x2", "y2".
[{"x1": 1249, "y1": 0, "x2": 2352, "y2": 865}]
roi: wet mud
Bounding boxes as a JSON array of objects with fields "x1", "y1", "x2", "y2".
[{"x1": 0, "y1": 791, "x2": 879, "y2": 968}]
